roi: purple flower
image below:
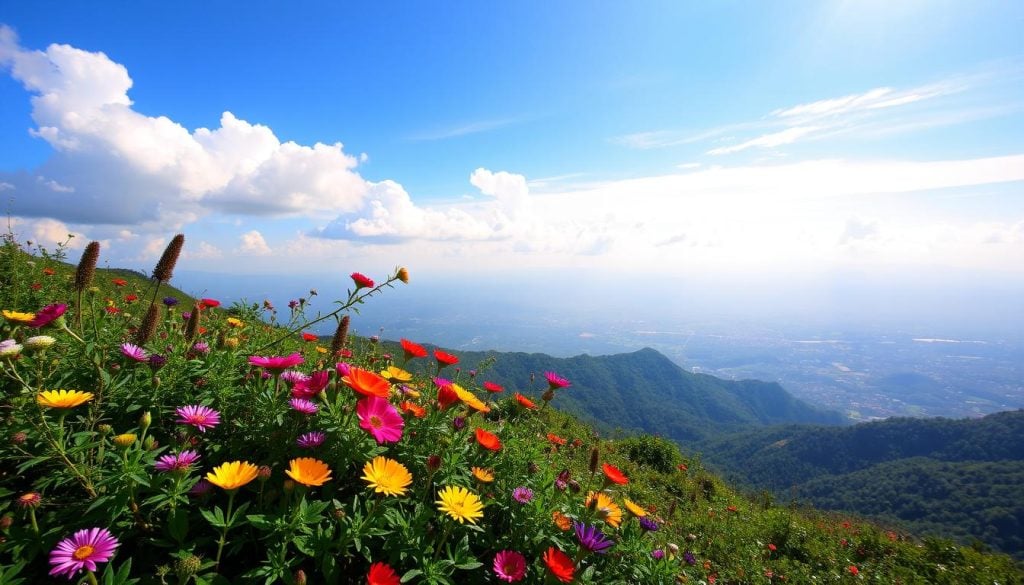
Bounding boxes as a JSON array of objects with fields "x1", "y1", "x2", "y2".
[
  {"x1": 684, "y1": 551, "x2": 696, "y2": 565},
  {"x1": 120, "y1": 342, "x2": 148, "y2": 362},
  {"x1": 335, "y1": 362, "x2": 351, "y2": 377},
  {"x1": 162, "y1": 296, "x2": 179, "y2": 307},
  {"x1": 175, "y1": 405, "x2": 221, "y2": 433},
  {"x1": 290, "y1": 398, "x2": 318, "y2": 415},
  {"x1": 281, "y1": 370, "x2": 311, "y2": 385},
  {"x1": 154, "y1": 450, "x2": 201, "y2": 474},
  {"x1": 555, "y1": 479, "x2": 568, "y2": 491},
  {"x1": 512, "y1": 486, "x2": 533, "y2": 504},
  {"x1": 191, "y1": 342, "x2": 210, "y2": 355},
  {"x1": 433, "y1": 376, "x2": 452, "y2": 389},
  {"x1": 452, "y1": 416, "x2": 466, "y2": 431},
  {"x1": 297, "y1": 431, "x2": 326, "y2": 449},
  {"x1": 189, "y1": 479, "x2": 213, "y2": 496},
  {"x1": 148, "y1": 354, "x2": 167, "y2": 371},
  {"x1": 574, "y1": 522, "x2": 614, "y2": 554},
  {"x1": 651, "y1": 549, "x2": 665, "y2": 560},
  {"x1": 639, "y1": 516, "x2": 659, "y2": 532},
  {"x1": 48, "y1": 527, "x2": 120, "y2": 578}
]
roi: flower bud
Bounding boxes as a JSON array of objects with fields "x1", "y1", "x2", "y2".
[
  {"x1": 293, "y1": 569, "x2": 307, "y2": 585},
  {"x1": 24, "y1": 335, "x2": 56, "y2": 351},
  {"x1": 144, "y1": 436, "x2": 158, "y2": 450},
  {"x1": 11, "y1": 431, "x2": 27, "y2": 445},
  {"x1": 427, "y1": 454, "x2": 442, "y2": 473},
  {"x1": 114, "y1": 433, "x2": 137, "y2": 447},
  {"x1": 139, "y1": 411, "x2": 152, "y2": 433},
  {"x1": 396, "y1": 267, "x2": 409, "y2": 284},
  {"x1": 98, "y1": 424, "x2": 113, "y2": 435},
  {"x1": 174, "y1": 554, "x2": 202, "y2": 578},
  {"x1": 258, "y1": 465, "x2": 272, "y2": 482}
]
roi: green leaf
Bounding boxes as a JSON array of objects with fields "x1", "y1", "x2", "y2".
[
  {"x1": 201, "y1": 506, "x2": 226, "y2": 528},
  {"x1": 400, "y1": 569, "x2": 423, "y2": 583}
]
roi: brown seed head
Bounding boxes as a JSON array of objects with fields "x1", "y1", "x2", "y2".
[
  {"x1": 152, "y1": 234, "x2": 185, "y2": 282},
  {"x1": 589, "y1": 446, "x2": 600, "y2": 474},
  {"x1": 135, "y1": 303, "x2": 161, "y2": 346},
  {"x1": 74, "y1": 241, "x2": 101, "y2": 292},
  {"x1": 330, "y1": 315, "x2": 350, "y2": 356},
  {"x1": 184, "y1": 304, "x2": 201, "y2": 341}
]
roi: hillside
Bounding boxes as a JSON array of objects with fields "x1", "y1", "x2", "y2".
[
  {"x1": 452, "y1": 347, "x2": 847, "y2": 443},
  {"x1": 693, "y1": 411, "x2": 1024, "y2": 557}
]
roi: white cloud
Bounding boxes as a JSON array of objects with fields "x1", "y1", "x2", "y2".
[
  {"x1": 708, "y1": 126, "x2": 820, "y2": 155},
  {"x1": 406, "y1": 117, "x2": 522, "y2": 141},
  {"x1": 237, "y1": 230, "x2": 272, "y2": 255}
]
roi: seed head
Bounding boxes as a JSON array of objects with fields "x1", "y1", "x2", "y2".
[
  {"x1": 74, "y1": 241, "x2": 101, "y2": 292},
  {"x1": 330, "y1": 315, "x2": 350, "y2": 356},
  {"x1": 184, "y1": 304, "x2": 201, "y2": 341},
  {"x1": 135, "y1": 303, "x2": 161, "y2": 346},
  {"x1": 152, "y1": 234, "x2": 185, "y2": 282}
]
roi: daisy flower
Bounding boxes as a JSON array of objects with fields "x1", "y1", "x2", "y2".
[
  {"x1": 48, "y1": 527, "x2": 119, "y2": 579},
  {"x1": 175, "y1": 405, "x2": 221, "y2": 433}
]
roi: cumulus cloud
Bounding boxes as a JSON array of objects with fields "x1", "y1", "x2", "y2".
[
  {"x1": 237, "y1": 230, "x2": 272, "y2": 255},
  {"x1": 0, "y1": 26, "x2": 368, "y2": 231}
]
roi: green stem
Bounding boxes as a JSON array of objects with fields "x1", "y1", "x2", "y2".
[
  {"x1": 215, "y1": 490, "x2": 238, "y2": 571},
  {"x1": 86, "y1": 570, "x2": 99, "y2": 585},
  {"x1": 28, "y1": 508, "x2": 38, "y2": 535},
  {"x1": 432, "y1": 521, "x2": 453, "y2": 562}
]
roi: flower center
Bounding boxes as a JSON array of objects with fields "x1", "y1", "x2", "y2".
[
  {"x1": 369, "y1": 415, "x2": 383, "y2": 429},
  {"x1": 72, "y1": 544, "x2": 95, "y2": 560}
]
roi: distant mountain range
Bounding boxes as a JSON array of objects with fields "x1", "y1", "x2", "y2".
[
  {"x1": 452, "y1": 346, "x2": 847, "y2": 442},
  {"x1": 692, "y1": 410, "x2": 1024, "y2": 557}
]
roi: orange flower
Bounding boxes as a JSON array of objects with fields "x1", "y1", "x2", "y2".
[
  {"x1": 400, "y1": 401, "x2": 426, "y2": 418},
  {"x1": 343, "y1": 367, "x2": 391, "y2": 398},
  {"x1": 552, "y1": 510, "x2": 572, "y2": 531},
  {"x1": 546, "y1": 433, "x2": 567, "y2": 446},
  {"x1": 474, "y1": 427, "x2": 502, "y2": 452},
  {"x1": 514, "y1": 393, "x2": 537, "y2": 410},
  {"x1": 543, "y1": 547, "x2": 574, "y2": 583},
  {"x1": 602, "y1": 463, "x2": 629, "y2": 485}
]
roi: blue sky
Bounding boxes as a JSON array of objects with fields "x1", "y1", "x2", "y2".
[{"x1": 1, "y1": 2, "x2": 1023, "y2": 283}]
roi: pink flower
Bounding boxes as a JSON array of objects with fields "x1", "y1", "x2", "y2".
[
  {"x1": 290, "y1": 398, "x2": 318, "y2": 415},
  {"x1": 292, "y1": 370, "x2": 330, "y2": 399},
  {"x1": 280, "y1": 371, "x2": 311, "y2": 385},
  {"x1": 493, "y1": 550, "x2": 527, "y2": 583},
  {"x1": 175, "y1": 405, "x2": 221, "y2": 433},
  {"x1": 249, "y1": 353, "x2": 304, "y2": 373},
  {"x1": 120, "y1": 342, "x2": 148, "y2": 362},
  {"x1": 351, "y1": 272, "x2": 374, "y2": 289},
  {"x1": 154, "y1": 450, "x2": 201, "y2": 474},
  {"x1": 28, "y1": 303, "x2": 67, "y2": 328},
  {"x1": 544, "y1": 371, "x2": 571, "y2": 390},
  {"x1": 49, "y1": 527, "x2": 119, "y2": 578},
  {"x1": 297, "y1": 431, "x2": 326, "y2": 449},
  {"x1": 357, "y1": 396, "x2": 404, "y2": 444}
]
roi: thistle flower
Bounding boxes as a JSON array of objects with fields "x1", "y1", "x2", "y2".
[
  {"x1": 48, "y1": 527, "x2": 119, "y2": 579},
  {"x1": 73, "y1": 241, "x2": 101, "y2": 292},
  {"x1": 544, "y1": 371, "x2": 571, "y2": 390},
  {"x1": 191, "y1": 341, "x2": 210, "y2": 355},
  {"x1": 512, "y1": 487, "x2": 534, "y2": 504},
  {"x1": 330, "y1": 315, "x2": 350, "y2": 355},
  {"x1": 639, "y1": 516, "x2": 660, "y2": 532},
  {"x1": 162, "y1": 296, "x2": 179, "y2": 307},
  {"x1": 152, "y1": 234, "x2": 184, "y2": 282},
  {"x1": 175, "y1": 405, "x2": 221, "y2": 433}
]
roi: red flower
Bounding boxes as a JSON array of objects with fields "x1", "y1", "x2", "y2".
[
  {"x1": 199, "y1": 298, "x2": 220, "y2": 309},
  {"x1": 542, "y1": 547, "x2": 574, "y2": 583},
  {"x1": 105, "y1": 306, "x2": 121, "y2": 314},
  {"x1": 434, "y1": 349, "x2": 459, "y2": 368},
  {"x1": 30, "y1": 283, "x2": 41, "y2": 291},
  {"x1": 602, "y1": 463, "x2": 629, "y2": 485},
  {"x1": 42, "y1": 267, "x2": 55, "y2": 276},
  {"x1": 475, "y1": 427, "x2": 502, "y2": 452},
  {"x1": 437, "y1": 385, "x2": 460, "y2": 410},
  {"x1": 400, "y1": 401, "x2": 426, "y2": 418},
  {"x1": 343, "y1": 368, "x2": 391, "y2": 399},
  {"x1": 514, "y1": 393, "x2": 537, "y2": 410},
  {"x1": 367, "y1": 562, "x2": 400, "y2": 585},
  {"x1": 301, "y1": 332, "x2": 318, "y2": 342},
  {"x1": 112, "y1": 278, "x2": 127, "y2": 287},
  {"x1": 677, "y1": 463, "x2": 688, "y2": 472},
  {"x1": 848, "y1": 566, "x2": 859, "y2": 576},
  {"x1": 351, "y1": 272, "x2": 374, "y2": 289},
  {"x1": 483, "y1": 381, "x2": 504, "y2": 393},
  {"x1": 547, "y1": 433, "x2": 567, "y2": 446},
  {"x1": 124, "y1": 294, "x2": 138, "y2": 303},
  {"x1": 400, "y1": 338, "x2": 427, "y2": 360},
  {"x1": 767, "y1": 543, "x2": 777, "y2": 552}
]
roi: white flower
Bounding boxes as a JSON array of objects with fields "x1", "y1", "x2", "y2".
[{"x1": 24, "y1": 335, "x2": 56, "y2": 351}]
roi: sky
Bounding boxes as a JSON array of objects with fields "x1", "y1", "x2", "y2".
[{"x1": 1, "y1": 2, "x2": 1023, "y2": 295}]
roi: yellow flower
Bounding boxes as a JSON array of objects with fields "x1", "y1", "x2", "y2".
[
  {"x1": 396, "y1": 267, "x2": 409, "y2": 284},
  {"x1": 2, "y1": 310, "x2": 35, "y2": 323},
  {"x1": 113, "y1": 433, "x2": 137, "y2": 447},
  {"x1": 381, "y1": 366, "x2": 413, "y2": 384},
  {"x1": 315, "y1": 345, "x2": 328, "y2": 354},
  {"x1": 471, "y1": 467, "x2": 494, "y2": 483},
  {"x1": 623, "y1": 497, "x2": 647, "y2": 518},
  {"x1": 361, "y1": 456, "x2": 413, "y2": 497},
  {"x1": 224, "y1": 337, "x2": 239, "y2": 349},
  {"x1": 285, "y1": 457, "x2": 333, "y2": 487},
  {"x1": 207, "y1": 461, "x2": 260, "y2": 491},
  {"x1": 436, "y1": 485, "x2": 484, "y2": 524},
  {"x1": 585, "y1": 491, "x2": 623, "y2": 528},
  {"x1": 225, "y1": 317, "x2": 245, "y2": 328},
  {"x1": 37, "y1": 389, "x2": 94, "y2": 409},
  {"x1": 453, "y1": 384, "x2": 490, "y2": 414}
]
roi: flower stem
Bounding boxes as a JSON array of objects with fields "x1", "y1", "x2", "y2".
[{"x1": 215, "y1": 490, "x2": 237, "y2": 571}]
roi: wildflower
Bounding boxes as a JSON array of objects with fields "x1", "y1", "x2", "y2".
[
  {"x1": 652, "y1": 549, "x2": 665, "y2": 560},
  {"x1": 163, "y1": 296, "x2": 179, "y2": 307},
  {"x1": 483, "y1": 381, "x2": 504, "y2": 393},
  {"x1": 285, "y1": 458, "x2": 332, "y2": 487},
  {"x1": 396, "y1": 267, "x2": 409, "y2": 284},
  {"x1": 361, "y1": 456, "x2": 413, "y2": 497},
  {"x1": 400, "y1": 338, "x2": 427, "y2": 361},
  {"x1": 281, "y1": 370, "x2": 311, "y2": 385},
  {"x1": 148, "y1": 354, "x2": 167, "y2": 371},
  {"x1": 544, "y1": 371, "x2": 571, "y2": 390},
  {"x1": 154, "y1": 450, "x2": 201, "y2": 474},
  {"x1": 290, "y1": 398, "x2": 319, "y2": 415},
  {"x1": 189, "y1": 479, "x2": 213, "y2": 496},
  {"x1": 767, "y1": 543, "x2": 777, "y2": 552},
  {"x1": 474, "y1": 427, "x2": 502, "y2": 452},
  {"x1": 343, "y1": 367, "x2": 391, "y2": 398},
  {"x1": 206, "y1": 461, "x2": 259, "y2": 490},
  {"x1": 585, "y1": 491, "x2": 623, "y2": 528},
  {"x1": 28, "y1": 303, "x2": 67, "y2": 328},
  {"x1": 351, "y1": 272, "x2": 374, "y2": 289},
  {"x1": 357, "y1": 396, "x2": 404, "y2": 444},
  {"x1": 602, "y1": 463, "x2": 629, "y2": 485},
  {"x1": 552, "y1": 510, "x2": 572, "y2": 531},
  {"x1": 436, "y1": 485, "x2": 484, "y2": 524},
  {"x1": 542, "y1": 547, "x2": 575, "y2": 583},
  {"x1": 848, "y1": 565, "x2": 859, "y2": 576},
  {"x1": 472, "y1": 467, "x2": 494, "y2": 483},
  {"x1": 437, "y1": 384, "x2": 460, "y2": 410},
  {"x1": 24, "y1": 335, "x2": 56, "y2": 350},
  {"x1": 574, "y1": 522, "x2": 614, "y2": 554},
  {"x1": 381, "y1": 366, "x2": 413, "y2": 383},
  {"x1": 399, "y1": 401, "x2": 426, "y2": 418},
  {"x1": 48, "y1": 527, "x2": 120, "y2": 579},
  {"x1": 683, "y1": 550, "x2": 696, "y2": 565},
  {"x1": 124, "y1": 294, "x2": 139, "y2": 303},
  {"x1": 113, "y1": 434, "x2": 137, "y2": 447},
  {"x1": 452, "y1": 384, "x2": 490, "y2": 413},
  {"x1": 175, "y1": 405, "x2": 221, "y2": 433},
  {"x1": 297, "y1": 431, "x2": 326, "y2": 449},
  {"x1": 191, "y1": 341, "x2": 210, "y2": 354},
  {"x1": 514, "y1": 393, "x2": 537, "y2": 410},
  {"x1": 427, "y1": 455, "x2": 442, "y2": 473},
  {"x1": 493, "y1": 550, "x2": 527, "y2": 583},
  {"x1": 249, "y1": 353, "x2": 304, "y2": 373},
  {"x1": 37, "y1": 389, "x2": 94, "y2": 409},
  {"x1": 226, "y1": 317, "x2": 244, "y2": 328},
  {"x1": 16, "y1": 492, "x2": 41, "y2": 509},
  {"x1": 434, "y1": 349, "x2": 459, "y2": 368},
  {"x1": 301, "y1": 332, "x2": 318, "y2": 342},
  {"x1": 3, "y1": 310, "x2": 35, "y2": 324},
  {"x1": 199, "y1": 298, "x2": 220, "y2": 309},
  {"x1": 547, "y1": 433, "x2": 567, "y2": 446},
  {"x1": 112, "y1": 278, "x2": 127, "y2": 287},
  {"x1": 623, "y1": 498, "x2": 647, "y2": 517},
  {"x1": 639, "y1": 517, "x2": 659, "y2": 532},
  {"x1": 367, "y1": 562, "x2": 400, "y2": 585},
  {"x1": 120, "y1": 343, "x2": 148, "y2": 362},
  {"x1": 0, "y1": 341, "x2": 23, "y2": 358},
  {"x1": 512, "y1": 486, "x2": 534, "y2": 504}
]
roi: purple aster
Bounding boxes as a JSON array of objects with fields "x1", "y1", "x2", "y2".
[
  {"x1": 684, "y1": 551, "x2": 696, "y2": 565},
  {"x1": 153, "y1": 450, "x2": 201, "y2": 474},
  {"x1": 175, "y1": 405, "x2": 221, "y2": 433},
  {"x1": 512, "y1": 486, "x2": 534, "y2": 504},
  {"x1": 189, "y1": 479, "x2": 213, "y2": 496},
  {"x1": 574, "y1": 522, "x2": 614, "y2": 555},
  {"x1": 148, "y1": 354, "x2": 167, "y2": 371},
  {"x1": 48, "y1": 527, "x2": 120, "y2": 578},
  {"x1": 651, "y1": 549, "x2": 665, "y2": 560},
  {"x1": 191, "y1": 342, "x2": 210, "y2": 355},
  {"x1": 639, "y1": 516, "x2": 659, "y2": 532},
  {"x1": 120, "y1": 342, "x2": 148, "y2": 362},
  {"x1": 297, "y1": 431, "x2": 326, "y2": 449},
  {"x1": 289, "y1": 398, "x2": 318, "y2": 415},
  {"x1": 162, "y1": 296, "x2": 179, "y2": 307}
]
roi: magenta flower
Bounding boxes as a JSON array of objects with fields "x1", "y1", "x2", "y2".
[
  {"x1": 191, "y1": 341, "x2": 210, "y2": 355},
  {"x1": 544, "y1": 371, "x2": 571, "y2": 390},
  {"x1": 120, "y1": 342, "x2": 148, "y2": 362},
  {"x1": 29, "y1": 303, "x2": 68, "y2": 328},
  {"x1": 297, "y1": 431, "x2": 326, "y2": 449},
  {"x1": 48, "y1": 527, "x2": 119, "y2": 578},
  {"x1": 175, "y1": 405, "x2": 221, "y2": 433},
  {"x1": 493, "y1": 550, "x2": 528, "y2": 583},
  {"x1": 512, "y1": 486, "x2": 534, "y2": 504},
  {"x1": 290, "y1": 398, "x2": 318, "y2": 415},
  {"x1": 335, "y1": 361, "x2": 351, "y2": 377},
  {"x1": 154, "y1": 450, "x2": 201, "y2": 474},
  {"x1": 292, "y1": 370, "x2": 329, "y2": 399},
  {"x1": 351, "y1": 272, "x2": 374, "y2": 289},
  {"x1": 356, "y1": 396, "x2": 404, "y2": 444},
  {"x1": 280, "y1": 370, "x2": 310, "y2": 385},
  {"x1": 248, "y1": 352, "x2": 304, "y2": 373}
]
